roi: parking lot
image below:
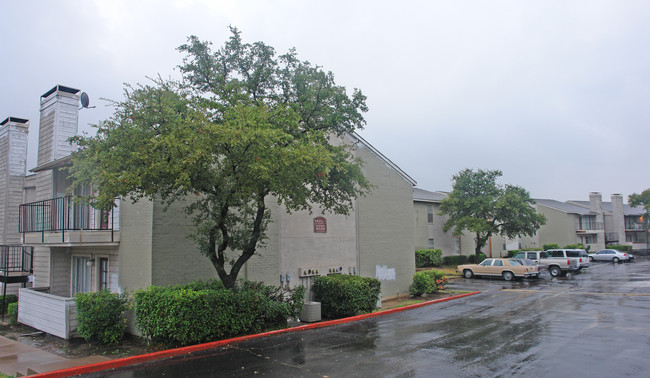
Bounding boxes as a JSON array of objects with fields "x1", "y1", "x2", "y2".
[{"x1": 88, "y1": 259, "x2": 650, "y2": 377}]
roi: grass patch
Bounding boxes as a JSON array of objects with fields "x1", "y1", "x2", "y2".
[{"x1": 416, "y1": 266, "x2": 462, "y2": 276}]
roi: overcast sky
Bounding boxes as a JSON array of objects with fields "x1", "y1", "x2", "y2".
[{"x1": 2, "y1": 1, "x2": 648, "y2": 202}]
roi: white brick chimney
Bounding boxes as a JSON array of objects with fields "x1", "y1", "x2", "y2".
[
  {"x1": 0, "y1": 117, "x2": 29, "y2": 244},
  {"x1": 37, "y1": 85, "x2": 80, "y2": 167}
]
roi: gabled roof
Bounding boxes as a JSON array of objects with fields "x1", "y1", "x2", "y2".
[
  {"x1": 349, "y1": 132, "x2": 417, "y2": 186},
  {"x1": 30, "y1": 155, "x2": 73, "y2": 173},
  {"x1": 534, "y1": 199, "x2": 594, "y2": 215},
  {"x1": 413, "y1": 187, "x2": 448, "y2": 203},
  {"x1": 568, "y1": 200, "x2": 645, "y2": 216}
]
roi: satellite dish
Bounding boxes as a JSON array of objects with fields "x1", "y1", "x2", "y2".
[{"x1": 79, "y1": 92, "x2": 96, "y2": 110}]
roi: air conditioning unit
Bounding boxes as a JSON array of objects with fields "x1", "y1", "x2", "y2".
[{"x1": 300, "y1": 301, "x2": 321, "y2": 322}]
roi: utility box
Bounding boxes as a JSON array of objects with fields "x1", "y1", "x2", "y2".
[{"x1": 300, "y1": 301, "x2": 321, "y2": 322}]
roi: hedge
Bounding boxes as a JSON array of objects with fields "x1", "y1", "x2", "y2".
[
  {"x1": 311, "y1": 275, "x2": 381, "y2": 319},
  {"x1": 8, "y1": 302, "x2": 18, "y2": 325},
  {"x1": 606, "y1": 244, "x2": 632, "y2": 251},
  {"x1": 1, "y1": 295, "x2": 18, "y2": 314},
  {"x1": 543, "y1": 243, "x2": 559, "y2": 250},
  {"x1": 564, "y1": 244, "x2": 591, "y2": 252},
  {"x1": 74, "y1": 290, "x2": 131, "y2": 345},
  {"x1": 467, "y1": 253, "x2": 486, "y2": 264},
  {"x1": 134, "y1": 281, "x2": 304, "y2": 347},
  {"x1": 443, "y1": 255, "x2": 468, "y2": 266},
  {"x1": 415, "y1": 249, "x2": 443, "y2": 268}
]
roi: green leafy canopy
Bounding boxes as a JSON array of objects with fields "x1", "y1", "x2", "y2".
[
  {"x1": 70, "y1": 27, "x2": 371, "y2": 288},
  {"x1": 439, "y1": 169, "x2": 546, "y2": 257}
]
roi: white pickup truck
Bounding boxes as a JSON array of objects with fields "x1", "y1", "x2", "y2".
[{"x1": 511, "y1": 251, "x2": 580, "y2": 277}]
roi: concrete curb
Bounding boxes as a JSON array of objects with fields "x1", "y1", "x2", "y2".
[{"x1": 32, "y1": 291, "x2": 480, "y2": 377}]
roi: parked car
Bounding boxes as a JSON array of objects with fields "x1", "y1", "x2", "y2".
[
  {"x1": 511, "y1": 258, "x2": 541, "y2": 275},
  {"x1": 546, "y1": 249, "x2": 590, "y2": 269},
  {"x1": 588, "y1": 249, "x2": 631, "y2": 263},
  {"x1": 511, "y1": 251, "x2": 580, "y2": 277},
  {"x1": 457, "y1": 258, "x2": 540, "y2": 281}
]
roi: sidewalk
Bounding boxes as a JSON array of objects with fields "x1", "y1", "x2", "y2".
[{"x1": 0, "y1": 336, "x2": 109, "y2": 377}]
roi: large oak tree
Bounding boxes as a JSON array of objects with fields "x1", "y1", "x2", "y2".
[
  {"x1": 439, "y1": 169, "x2": 546, "y2": 259},
  {"x1": 70, "y1": 28, "x2": 371, "y2": 289}
]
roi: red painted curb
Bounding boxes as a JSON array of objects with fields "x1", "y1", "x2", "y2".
[{"x1": 31, "y1": 291, "x2": 480, "y2": 377}]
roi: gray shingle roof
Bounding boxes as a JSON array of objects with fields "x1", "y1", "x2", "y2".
[
  {"x1": 568, "y1": 200, "x2": 645, "y2": 216},
  {"x1": 534, "y1": 199, "x2": 594, "y2": 215},
  {"x1": 414, "y1": 188, "x2": 448, "y2": 202}
]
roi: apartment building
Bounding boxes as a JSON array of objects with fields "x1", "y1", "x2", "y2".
[{"x1": 2, "y1": 84, "x2": 417, "y2": 338}]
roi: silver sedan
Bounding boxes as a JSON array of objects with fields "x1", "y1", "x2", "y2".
[{"x1": 588, "y1": 249, "x2": 631, "y2": 263}]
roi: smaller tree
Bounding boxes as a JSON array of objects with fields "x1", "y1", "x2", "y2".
[
  {"x1": 628, "y1": 189, "x2": 650, "y2": 248},
  {"x1": 439, "y1": 169, "x2": 546, "y2": 260}
]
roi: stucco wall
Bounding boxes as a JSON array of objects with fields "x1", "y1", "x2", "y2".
[
  {"x1": 118, "y1": 200, "x2": 154, "y2": 292},
  {"x1": 150, "y1": 199, "x2": 217, "y2": 287},
  {"x1": 536, "y1": 205, "x2": 577, "y2": 247},
  {"x1": 356, "y1": 143, "x2": 415, "y2": 299}
]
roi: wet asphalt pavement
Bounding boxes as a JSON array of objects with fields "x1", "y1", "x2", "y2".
[{"x1": 90, "y1": 260, "x2": 650, "y2": 377}]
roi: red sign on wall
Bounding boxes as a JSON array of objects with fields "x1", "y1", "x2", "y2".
[{"x1": 313, "y1": 217, "x2": 327, "y2": 233}]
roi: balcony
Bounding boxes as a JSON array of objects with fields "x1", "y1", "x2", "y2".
[
  {"x1": 575, "y1": 221, "x2": 603, "y2": 234},
  {"x1": 625, "y1": 223, "x2": 646, "y2": 231},
  {"x1": 19, "y1": 196, "x2": 119, "y2": 245}
]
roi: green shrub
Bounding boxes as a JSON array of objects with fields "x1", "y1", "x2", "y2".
[
  {"x1": 134, "y1": 281, "x2": 301, "y2": 347},
  {"x1": 410, "y1": 270, "x2": 448, "y2": 297},
  {"x1": 8, "y1": 302, "x2": 18, "y2": 325},
  {"x1": 1, "y1": 295, "x2": 18, "y2": 313},
  {"x1": 467, "y1": 253, "x2": 486, "y2": 264},
  {"x1": 311, "y1": 275, "x2": 381, "y2": 319},
  {"x1": 443, "y1": 255, "x2": 468, "y2": 266},
  {"x1": 410, "y1": 272, "x2": 434, "y2": 296},
  {"x1": 564, "y1": 243, "x2": 590, "y2": 252},
  {"x1": 543, "y1": 243, "x2": 559, "y2": 250},
  {"x1": 415, "y1": 249, "x2": 443, "y2": 268},
  {"x1": 606, "y1": 244, "x2": 632, "y2": 251},
  {"x1": 75, "y1": 290, "x2": 131, "y2": 345}
]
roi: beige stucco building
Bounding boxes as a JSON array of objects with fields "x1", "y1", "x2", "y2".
[{"x1": 3, "y1": 85, "x2": 416, "y2": 339}]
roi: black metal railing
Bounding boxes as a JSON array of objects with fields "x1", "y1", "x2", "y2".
[
  {"x1": 625, "y1": 222, "x2": 646, "y2": 231},
  {"x1": 19, "y1": 196, "x2": 116, "y2": 242},
  {"x1": 0, "y1": 245, "x2": 33, "y2": 273},
  {"x1": 575, "y1": 221, "x2": 604, "y2": 231}
]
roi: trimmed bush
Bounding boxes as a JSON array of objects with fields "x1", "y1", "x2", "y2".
[
  {"x1": 415, "y1": 249, "x2": 443, "y2": 268},
  {"x1": 134, "y1": 281, "x2": 302, "y2": 347},
  {"x1": 410, "y1": 272, "x2": 434, "y2": 296},
  {"x1": 443, "y1": 255, "x2": 467, "y2": 266},
  {"x1": 606, "y1": 245, "x2": 632, "y2": 251},
  {"x1": 410, "y1": 270, "x2": 448, "y2": 297},
  {"x1": 564, "y1": 244, "x2": 590, "y2": 252},
  {"x1": 311, "y1": 275, "x2": 381, "y2": 319},
  {"x1": 543, "y1": 243, "x2": 559, "y2": 250},
  {"x1": 467, "y1": 253, "x2": 486, "y2": 264},
  {"x1": 1, "y1": 295, "x2": 18, "y2": 313},
  {"x1": 8, "y1": 302, "x2": 18, "y2": 325},
  {"x1": 75, "y1": 290, "x2": 131, "y2": 345}
]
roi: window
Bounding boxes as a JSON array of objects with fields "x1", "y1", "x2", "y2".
[
  {"x1": 72, "y1": 256, "x2": 91, "y2": 295},
  {"x1": 480, "y1": 259, "x2": 494, "y2": 266},
  {"x1": 427, "y1": 238, "x2": 434, "y2": 248},
  {"x1": 584, "y1": 235, "x2": 597, "y2": 244},
  {"x1": 427, "y1": 205, "x2": 434, "y2": 223},
  {"x1": 99, "y1": 257, "x2": 109, "y2": 290},
  {"x1": 493, "y1": 260, "x2": 504, "y2": 266}
]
